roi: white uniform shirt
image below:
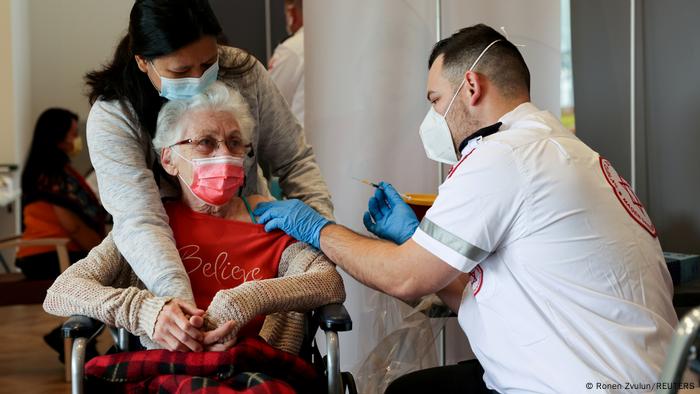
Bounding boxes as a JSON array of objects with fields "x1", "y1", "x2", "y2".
[
  {"x1": 269, "y1": 27, "x2": 304, "y2": 125},
  {"x1": 412, "y1": 103, "x2": 677, "y2": 393}
]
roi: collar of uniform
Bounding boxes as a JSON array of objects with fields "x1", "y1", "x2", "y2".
[
  {"x1": 497, "y1": 101, "x2": 539, "y2": 131},
  {"x1": 457, "y1": 121, "x2": 502, "y2": 154}
]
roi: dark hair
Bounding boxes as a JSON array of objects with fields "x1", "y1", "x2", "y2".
[
  {"x1": 21, "y1": 108, "x2": 78, "y2": 195},
  {"x1": 85, "y1": 0, "x2": 255, "y2": 138},
  {"x1": 428, "y1": 24, "x2": 530, "y2": 99}
]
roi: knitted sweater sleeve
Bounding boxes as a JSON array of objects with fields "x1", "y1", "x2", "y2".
[
  {"x1": 86, "y1": 99, "x2": 194, "y2": 304},
  {"x1": 205, "y1": 242, "x2": 345, "y2": 343},
  {"x1": 42, "y1": 233, "x2": 172, "y2": 339}
]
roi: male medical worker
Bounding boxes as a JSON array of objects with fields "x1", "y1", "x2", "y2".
[
  {"x1": 268, "y1": 0, "x2": 305, "y2": 124},
  {"x1": 254, "y1": 24, "x2": 677, "y2": 393}
]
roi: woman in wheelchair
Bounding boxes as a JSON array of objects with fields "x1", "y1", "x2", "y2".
[{"x1": 43, "y1": 82, "x2": 345, "y2": 392}]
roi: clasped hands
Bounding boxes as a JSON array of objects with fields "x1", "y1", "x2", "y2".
[{"x1": 153, "y1": 298, "x2": 238, "y2": 352}]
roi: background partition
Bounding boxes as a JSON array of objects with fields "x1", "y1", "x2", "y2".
[
  {"x1": 571, "y1": 0, "x2": 700, "y2": 253},
  {"x1": 305, "y1": 0, "x2": 440, "y2": 374},
  {"x1": 305, "y1": 0, "x2": 561, "y2": 379}
]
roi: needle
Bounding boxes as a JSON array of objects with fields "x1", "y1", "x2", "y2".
[
  {"x1": 352, "y1": 177, "x2": 412, "y2": 200},
  {"x1": 352, "y1": 177, "x2": 380, "y2": 188}
]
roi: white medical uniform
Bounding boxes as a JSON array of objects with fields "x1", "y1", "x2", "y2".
[
  {"x1": 269, "y1": 27, "x2": 304, "y2": 125},
  {"x1": 412, "y1": 102, "x2": 677, "y2": 393}
]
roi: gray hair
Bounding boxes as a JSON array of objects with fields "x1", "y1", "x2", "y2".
[{"x1": 153, "y1": 81, "x2": 255, "y2": 153}]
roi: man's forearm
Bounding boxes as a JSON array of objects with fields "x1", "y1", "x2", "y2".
[
  {"x1": 436, "y1": 274, "x2": 469, "y2": 313},
  {"x1": 252, "y1": 199, "x2": 462, "y2": 301},
  {"x1": 319, "y1": 224, "x2": 426, "y2": 301}
]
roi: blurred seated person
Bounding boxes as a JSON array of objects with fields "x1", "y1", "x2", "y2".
[
  {"x1": 17, "y1": 108, "x2": 107, "y2": 280},
  {"x1": 43, "y1": 83, "x2": 344, "y2": 390}
]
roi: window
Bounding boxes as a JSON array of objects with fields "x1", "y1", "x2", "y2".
[{"x1": 560, "y1": 0, "x2": 576, "y2": 132}]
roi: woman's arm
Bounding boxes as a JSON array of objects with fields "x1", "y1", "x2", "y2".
[
  {"x1": 205, "y1": 242, "x2": 345, "y2": 340},
  {"x1": 52, "y1": 205, "x2": 102, "y2": 250},
  {"x1": 250, "y1": 59, "x2": 335, "y2": 219},
  {"x1": 43, "y1": 233, "x2": 171, "y2": 338},
  {"x1": 43, "y1": 233, "x2": 212, "y2": 352},
  {"x1": 86, "y1": 100, "x2": 194, "y2": 304}
]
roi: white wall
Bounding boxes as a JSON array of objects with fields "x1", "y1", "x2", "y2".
[
  {"x1": 1, "y1": 0, "x2": 19, "y2": 267},
  {"x1": 305, "y1": 0, "x2": 560, "y2": 386},
  {"x1": 1, "y1": 0, "x2": 16, "y2": 165},
  {"x1": 0, "y1": 0, "x2": 133, "y2": 253},
  {"x1": 305, "y1": 2, "x2": 441, "y2": 381},
  {"x1": 11, "y1": 0, "x2": 133, "y2": 173}
]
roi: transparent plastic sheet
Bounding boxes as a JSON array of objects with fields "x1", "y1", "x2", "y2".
[{"x1": 354, "y1": 293, "x2": 449, "y2": 394}]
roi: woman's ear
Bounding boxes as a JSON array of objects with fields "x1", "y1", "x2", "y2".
[
  {"x1": 135, "y1": 55, "x2": 149, "y2": 73},
  {"x1": 161, "y1": 148, "x2": 179, "y2": 176},
  {"x1": 465, "y1": 71, "x2": 482, "y2": 106}
]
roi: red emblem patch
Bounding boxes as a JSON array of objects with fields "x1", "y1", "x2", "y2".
[
  {"x1": 599, "y1": 157, "x2": 657, "y2": 237},
  {"x1": 469, "y1": 265, "x2": 484, "y2": 296}
]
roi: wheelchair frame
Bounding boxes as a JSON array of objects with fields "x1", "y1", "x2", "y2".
[{"x1": 63, "y1": 303, "x2": 355, "y2": 394}]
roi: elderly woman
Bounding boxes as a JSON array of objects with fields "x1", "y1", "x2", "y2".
[{"x1": 43, "y1": 82, "x2": 345, "y2": 360}]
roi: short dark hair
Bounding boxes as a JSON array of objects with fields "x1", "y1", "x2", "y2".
[{"x1": 428, "y1": 24, "x2": 530, "y2": 99}]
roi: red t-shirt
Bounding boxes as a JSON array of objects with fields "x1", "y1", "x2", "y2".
[{"x1": 165, "y1": 201, "x2": 297, "y2": 338}]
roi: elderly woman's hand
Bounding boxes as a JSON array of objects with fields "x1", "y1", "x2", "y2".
[
  {"x1": 202, "y1": 320, "x2": 238, "y2": 352},
  {"x1": 153, "y1": 299, "x2": 206, "y2": 352}
]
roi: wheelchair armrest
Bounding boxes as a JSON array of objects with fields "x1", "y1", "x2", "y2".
[
  {"x1": 314, "y1": 303, "x2": 352, "y2": 332},
  {"x1": 62, "y1": 315, "x2": 104, "y2": 340}
]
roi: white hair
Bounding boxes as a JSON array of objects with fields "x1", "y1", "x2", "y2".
[{"x1": 153, "y1": 81, "x2": 255, "y2": 153}]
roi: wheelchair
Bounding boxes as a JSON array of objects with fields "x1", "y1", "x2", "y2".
[
  {"x1": 63, "y1": 303, "x2": 357, "y2": 394},
  {"x1": 657, "y1": 306, "x2": 700, "y2": 394}
]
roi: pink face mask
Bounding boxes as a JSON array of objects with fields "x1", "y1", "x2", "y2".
[{"x1": 173, "y1": 149, "x2": 245, "y2": 206}]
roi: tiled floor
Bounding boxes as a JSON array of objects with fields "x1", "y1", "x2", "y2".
[{"x1": 0, "y1": 304, "x2": 112, "y2": 394}]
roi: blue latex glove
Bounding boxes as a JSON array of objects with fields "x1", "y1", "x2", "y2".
[
  {"x1": 253, "y1": 199, "x2": 331, "y2": 249},
  {"x1": 362, "y1": 181, "x2": 419, "y2": 244}
]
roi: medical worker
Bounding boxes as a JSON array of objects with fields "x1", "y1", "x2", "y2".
[
  {"x1": 84, "y1": 0, "x2": 332, "y2": 350},
  {"x1": 268, "y1": 0, "x2": 305, "y2": 125},
  {"x1": 254, "y1": 24, "x2": 677, "y2": 393}
]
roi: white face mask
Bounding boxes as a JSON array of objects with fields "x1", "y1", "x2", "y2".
[
  {"x1": 418, "y1": 39, "x2": 503, "y2": 164},
  {"x1": 150, "y1": 59, "x2": 219, "y2": 101}
]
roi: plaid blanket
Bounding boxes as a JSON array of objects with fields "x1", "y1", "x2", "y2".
[{"x1": 84, "y1": 336, "x2": 320, "y2": 393}]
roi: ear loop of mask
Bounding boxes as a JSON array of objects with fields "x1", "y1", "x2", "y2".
[
  {"x1": 171, "y1": 146, "x2": 246, "y2": 207},
  {"x1": 442, "y1": 39, "x2": 503, "y2": 119},
  {"x1": 170, "y1": 145, "x2": 192, "y2": 165},
  {"x1": 170, "y1": 146, "x2": 209, "y2": 205},
  {"x1": 147, "y1": 60, "x2": 164, "y2": 95},
  {"x1": 437, "y1": 38, "x2": 503, "y2": 159}
]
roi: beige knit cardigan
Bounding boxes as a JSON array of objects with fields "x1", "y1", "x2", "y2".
[{"x1": 43, "y1": 233, "x2": 346, "y2": 355}]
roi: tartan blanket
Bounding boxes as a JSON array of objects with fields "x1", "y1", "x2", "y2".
[{"x1": 84, "y1": 336, "x2": 320, "y2": 393}]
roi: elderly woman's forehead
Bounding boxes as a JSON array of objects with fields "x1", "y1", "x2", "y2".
[{"x1": 181, "y1": 110, "x2": 241, "y2": 135}]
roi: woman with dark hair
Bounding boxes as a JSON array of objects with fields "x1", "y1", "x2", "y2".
[
  {"x1": 85, "y1": 0, "x2": 333, "y2": 350},
  {"x1": 17, "y1": 108, "x2": 106, "y2": 280}
]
